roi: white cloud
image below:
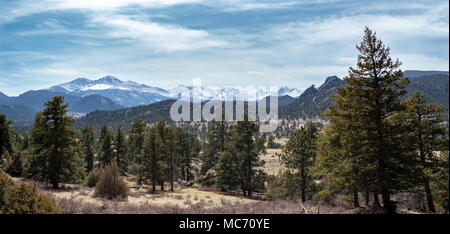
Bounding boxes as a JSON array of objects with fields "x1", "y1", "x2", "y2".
[
  {"x1": 0, "y1": 0, "x2": 203, "y2": 24},
  {"x1": 91, "y1": 15, "x2": 229, "y2": 52}
]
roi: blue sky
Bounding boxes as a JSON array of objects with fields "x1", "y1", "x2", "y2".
[{"x1": 0, "y1": 0, "x2": 448, "y2": 96}]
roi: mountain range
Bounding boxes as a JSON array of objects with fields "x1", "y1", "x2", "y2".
[
  {"x1": 0, "y1": 70, "x2": 448, "y2": 131},
  {"x1": 0, "y1": 75, "x2": 302, "y2": 125},
  {"x1": 73, "y1": 71, "x2": 449, "y2": 132}
]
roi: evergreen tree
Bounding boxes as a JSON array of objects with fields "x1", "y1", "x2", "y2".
[
  {"x1": 199, "y1": 120, "x2": 229, "y2": 186},
  {"x1": 318, "y1": 78, "x2": 370, "y2": 208},
  {"x1": 25, "y1": 96, "x2": 84, "y2": 189},
  {"x1": 321, "y1": 27, "x2": 420, "y2": 213},
  {"x1": 279, "y1": 122, "x2": 318, "y2": 202},
  {"x1": 433, "y1": 150, "x2": 449, "y2": 213},
  {"x1": 143, "y1": 127, "x2": 162, "y2": 192},
  {"x1": 114, "y1": 128, "x2": 127, "y2": 176},
  {"x1": 178, "y1": 129, "x2": 200, "y2": 182},
  {"x1": 165, "y1": 126, "x2": 177, "y2": 191},
  {"x1": 99, "y1": 125, "x2": 113, "y2": 167},
  {"x1": 0, "y1": 114, "x2": 13, "y2": 156},
  {"x1": 81, "y1": 126, "x2": 95, "y2": 173},
  {"x1": 215, "y1": 115, "x2": 266, "y2": 196},
  {"x1": 129, "y1": 118, "x2": 146, "y2": 162},
  {"x1": 403, "y1": 91, "x2": 447, "y2": 213},
  {"x1": 155, "y1": 119, "x2": 167, "y2": 191}
]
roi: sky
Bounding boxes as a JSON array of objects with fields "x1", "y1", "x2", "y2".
[{"x1": 0, "y1": 0, "x2": 448, "y2": 96}]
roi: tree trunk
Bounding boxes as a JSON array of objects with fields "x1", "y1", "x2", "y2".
[
  {"x1": 152, "y1": 177, "x2": 156, "y2": 192},
  {"x1": 161, "y1": 179, "x2": 164, "y2": 191},
  {"x1": 52, "y1": 180, "x2": 59, "y2": 189},
  {"x1": 381, "y1": 191, "x2": 395, "y2": 214},
  {"x1": 353, "y1": 190, "x2": 360, "y2": 208},
  {"x1": 419, "y1": 147, "x2": 436, "y2": 213},
  {"x1": 373, "y1": 192, "x2": 381, "y2": 206},
  {"x1": 423, "y1": 177, "x2": 436, "y2": 213},
  {"x1": 301, "y1": 165, "x2": 306, "y2": 203},
  {"x1": 170, "y1": 173, "x2": 174, "y2": 192}
]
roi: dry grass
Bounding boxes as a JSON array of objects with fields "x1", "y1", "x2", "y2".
[{"x1": 9, "y1": 176, "x2": 414, "y2": 214}]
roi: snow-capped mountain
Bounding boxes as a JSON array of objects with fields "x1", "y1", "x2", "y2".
[
  {"x1": 170, "y1": 85, "x2": 302, "y2": 102},
  {"x1": 47, "y1": 76, "x2": 303, "y2": 107},
  {"x1": 48, "y1": 76, "x2": 171, "y2": 107}
]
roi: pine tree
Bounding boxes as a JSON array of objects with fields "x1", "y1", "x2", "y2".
[
  {"x1": 155, "y1": 119, "x2": 167, "y2": 191},
  {"x1": 81, "y1": 126, "x2": 95, "y2": 173},
  {"x1": 178, "y1": 130, "x2": 200, "y2": 182},
  {"x1": 143, "y1": 127, "x2": 162, "y2": 193},
  {"x1": 0, "y1": 114, "x2": 13, "y2": 156},
  {"x1": 322, "y1": 27, "x2": 420, "y2": 213},
  {"x1": 215, "y1": 115, "x2": 266, "y2": 196},
  {"x1": 114, "y1": 128, "x2": 127, "y2": 176},
  {"x1": 433, "y1": 150, "x2": 449, "y2": 213},
  {"x1": 99, "y1": 125, "x2": 112, "y2": 167},
  {"x1": 318, "y1": 78, "x2": 371, "y2": 208},
  {"x1": 279, "y1": 122, "x2": 318, "y2": 202},
  {"x1": 165, "y1": 126, "x2": 177, "y2": 191},
  {"x1": 129, "y1": 118, "x2": 146, "y2": 162},
  {"x1": 403, "y1": 91, "x2": 447, "y2": 213},
  {"x1": 199, "y1": 120, "x2": 229, "y2": 186},
  {"x1": 25, "y1": 96, "x2": 84, "y2": 189}
]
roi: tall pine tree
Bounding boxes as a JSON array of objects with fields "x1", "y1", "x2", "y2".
[
  {"x1": 0, "y1": 113, "x2": 13, "y2": 157},
  {"x1": 114, "y1": 128, "x2": 127, "y2": 176},
  {"x1": 99, "y1": 125, "x2": 112, "y2": 167},
  {"x1": 199, "y1": 120, "x2": 230, "y2": 186},
  {"x1": 322, "y1": 27, "x2": 420, "y2": 213},
  {"x1": 216, "y1": 115, "x2": 266, "y2": 196},
  {"x1": 81, "y1": 125, "x2": 95, "y2": 173},
  {"x1": 279, "y1": 122, "x2": 318, "y2": 202},
  {"x1": 403, "y1": 91, "x2": 447, "y2": 213},
  {"x1": 25, "y1": 96, "x2": 84, "y2": 189}
]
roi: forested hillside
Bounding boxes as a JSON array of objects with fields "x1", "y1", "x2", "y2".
[{"x1": 73, "y1": 72, "x2": 449, "y2": 132}]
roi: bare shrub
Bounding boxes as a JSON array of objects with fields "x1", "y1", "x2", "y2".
[{"x1": 95, "y1": 161, "x2": 129, "y2": 200}]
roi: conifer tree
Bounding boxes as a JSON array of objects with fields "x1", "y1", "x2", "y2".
[
  {"x1": 199, "y1": 120, "x2": 230, "y2": 185},
  {"x1": 321, "y1": 27, "x2": 421, "y2": 213},
  {"x1": 403, "y1": 91, "x2": 447, "y2": 213},
  {"x1": 81, "y1": 125, "x2": 95, "y2": 173},
  {"x1": 178, "y1": 130, "x2": 200, "y2": 182},
  {"x1": 279, "y1": 122, "x2": 318, "y2": 202},
  {"x1": 114, "y1": 128, "x2": 127, "y2": 176},
  {"x1": 165, "y1": 126, "x2": 177, "y2": 191},
  {"x1": 155, "y1": 119, "x2": 167, "y2": 191},
  {"x1": 25, "y1": 96, "x2": 84, "y2": 189},
  {"x1": 216, "y1": 115, "x2": 266, "y2": 196},
  {"x1": 99, "y1": 125, "x2": 113, "y2": 167},
  {"x1": 143, "y1": 127, "x2": 162, "y2": 193},
  {"x1": 129, "y1": 118, "x2": 146, "y2": 162},
  {"x1": 0, "y1": 113, "x2": 13, "y2": 156}
]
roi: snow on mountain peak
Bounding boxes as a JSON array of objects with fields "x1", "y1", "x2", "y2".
[{"x1": 48, "y1": 76, "x2": 303, "y2": 107}]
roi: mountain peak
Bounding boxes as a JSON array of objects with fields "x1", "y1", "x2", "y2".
[
  {"x1": 324, "y1": 75, "x2": 340, "y2": 83},
  {"x1": 72, "y1": 77, "x2": 92, "y2": 83},
  {"x1": 97, "y1": 75, "x2": 122, "y2": 83},
  {"x1": 319, "y1": 75, "x2": 344, "y2": 92}
]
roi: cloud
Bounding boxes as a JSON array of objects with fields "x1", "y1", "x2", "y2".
[
  {"x1": 0, "y1": 0, "x2": 448, "y2": 96},
  {"x1": 91, "y1": 15, "x2": 229, "y2": 52},
  {"x1": 0, "y1": 0, "x2": 203, "y2": 24}
]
